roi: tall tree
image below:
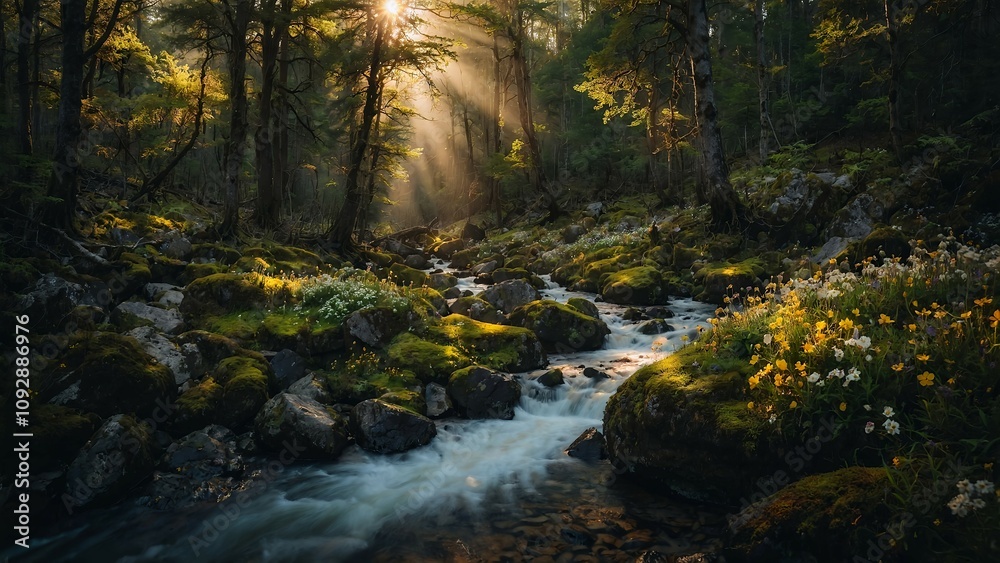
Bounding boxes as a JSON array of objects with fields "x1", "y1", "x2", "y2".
[
  {"x1": 220, "y1": 0, "x2": 251, "y2": 237},
  {"x1": 45, "y1": 0, "x2": 127, "y2": 231}
]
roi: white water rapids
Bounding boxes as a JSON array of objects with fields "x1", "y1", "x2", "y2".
[{"x1": 16, "y1": 271, "x2": 715, "y2": 563}]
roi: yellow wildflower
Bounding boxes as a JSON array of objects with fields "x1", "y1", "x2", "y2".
[
  {"x1": 916, "y1": 354, "x2": 930, "y2": 362},
  {"x1": 789, "y1": 401, "x2": 798, "y2": 409},
  {"x1": 750, "y1": 354, "x2": 760, "y2": 365},
  {"x1": 991, "y1": 310, "x2": 1000, "y2": 328},
  {"x1": 879, "y1": 314, "x2": 894, "y2": 325},
  {"x1": 917, "y1": 371, "x2": 935, "y2": 387},
  {"x1": 795, "y1": 361, "x2": 806, "y2": 372},
  {"x1": 747, "y1": 401, "x2": 755, "y2": 409},
  {"x1": 839, "y1": 318, "x2": 855, "y2": 331},
  {"x1": 891, "y1": 363, "x2": 905, "y2": 372},
  {"x1": 775, "y1": 359, "x2": 788, "y2": 371},
  {"x1": 815, "y1": 320, "x2": 827, "y2": 332},
  {"x1": 975, "y1": 297, "x2": 992, "y2": 307},
  {"x1": 802, "y1": 342, "x2": 816, "y2": 354},
  {"x1": 748, "y1": 375, "x2": 760, "y2": 390},
  {"x1": 839, "y1": 402, "x2": 847, "y2": 412}
]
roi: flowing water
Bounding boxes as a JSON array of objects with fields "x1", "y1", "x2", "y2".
[{"x1": 14, "y1": 270, "x2": 727, "y2": 563}]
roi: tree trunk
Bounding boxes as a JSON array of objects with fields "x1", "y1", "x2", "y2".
[
  {"x1": 490, "y1": 35, "x2": 504, "y2": 227},
  {"x1": 255, "y1": 0, "x2": 279, "y2": 229},
  {"x1": 884, "y1": 0, "x2": 903, "y2": 162},
  {"x1": 219, "y1": 0, "x2": 250, "y2": 238},
  {"x1": 510, "y1": 16, "x2": 560, "y2": 221},
  {"x1": 17, "y1": 0, "x2": 39, "y2": 160},
  {"x1": 45, "y1": 0, "x2": 87, "y2": 231},
  {"x1": 755, "y1": 0, "x2": 770, "y2": 162},
  {"x1": 687, "y1": 0, "x2": 742, "y2": 228},
  {"x1": 329, "y1": 11, "x2": 386, "y2": 252}
]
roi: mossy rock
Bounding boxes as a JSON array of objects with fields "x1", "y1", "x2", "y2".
[
  {"x1": 856, "y1": 226, "x2": 911, "y2": 262},
  {"x1": 449, "y1": 247, "x2": 480, "y2": 269},
  {"x1": 115, "y1": 253, "x2": 153, "y2": 300},
  {"x1": 504, "y1": 255, "x2": 528, "y2": 270},
  {"x1": 566, "y1": 297, "x2": 600, "y2": 319},
  {"x1": 603, "y1": 344, "x2": 769, "y2": 503},
  {"x1": 508, "y1": 300, "x2": 609, "y2": 353},
  {"x1": 259, "y1": 311, "x2": 311, "y2": 350},
  {"x1": 600, "y1": 266, "x2": 666, "y2": 306},
  {"x1": 726, "y1": 467, "x2": 892, "y2": 562},
  {"x1": 191, "y1": 243, "x2": 242, "y2": 264},
  {"x1": 148, "y1": 254, "x2": 188, "y2": 284},
  {"x1": 378, "y1": 390, "x2": 427, "y2": 416},
  {"x1": 428, "y1": 314, "x2": 547, "y2": 372},
  {"x1": 28, "y1": 404, "x2": 101, "y2": 472},
  {"x1": 213, "y1": 356, "x2": 271, "y2": 430},
  {"x1": 387, "y1": 263, "x2": 429, "y2": 287},
  {"x1": 181, "y1": 273, "x2": 274, "y2": 317},
  {"x1": 175, "y1": 330, "x2": 260, "y2": 368},
  {"x1": 583, "y1": 256, "x2": 624, "y2": 285},
  {"x1": 315, "y1": 370, "x2": 381, "y2": 406},
  {"x1": 167, "y1": 377, "x2": 224, "y2": 436},
  {"x1": 386, "y1": 333, "x2": 472, "y2": 385},
  {"x1": 694, "y1": 260, "x2": 765, "y2": 305},
  {"x1": 362, "y1": 250, "x2": 395, "y2": 268},
  {"x1": 491, "y1": 267, "x2": 534, "y2": 285},
  {"x1": 448, "y1": 296, "x2": 504, "y2": 324},
  {"x1": 42, "y1": 332, "x2": 175, "y2": 419},
  {"x1": 180, "y1": 262, "x2": 225, "y2": 285}
]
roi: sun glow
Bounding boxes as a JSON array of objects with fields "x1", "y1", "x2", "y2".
[{"x1": 384, "y1": 0, "x2": 400, "y2": 16}]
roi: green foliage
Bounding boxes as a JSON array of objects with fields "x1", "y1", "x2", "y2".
[{"x1": 299, "y1": 268, "x2": 411, "y2": 324}]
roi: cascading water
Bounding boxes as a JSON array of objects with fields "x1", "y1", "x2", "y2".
[{"x1": 14, "y1": 269, "x2": 723, "y2": 563}]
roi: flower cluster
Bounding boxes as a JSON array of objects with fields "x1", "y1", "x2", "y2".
[
  {"x1": 299, "y1": 268, "x2": 411, "y2": 323},
  {"x1": 948, "y1": 479, "x2": 997, "y2": 517}
]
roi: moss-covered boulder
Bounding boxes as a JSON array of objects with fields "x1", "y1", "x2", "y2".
[
  {"x1": 43, "y1": 332, "x2": 175, "y2": 419},
  {"x1": 387, "y1": 333, "x2": 473, "y2": 385},
  {"x1": 600, "y1": 266, "x2": 666, "y2": 305},
  {"x1": 428, "y1": 314, "x2": 547, "y2": 372},
  {"x1": 378, "y1": 389, "x2": 427, "y2": 415},
  {"x1": 603, "y1": 345, "x2": 769, "y2": 503},
  {"x1": 167, "y1": 377, "x2": 224, "y2": 436},
  {"x1": 179, "y1": 262, "x2": 225, "y2": 285},
  {"x1": 29, "y1": 404, "x2": 101, "y2": 472},
  {"x1": 725, "y1": 467, "x2": 891, "y2": 562},
  {"x1": 449, "y1": 247, "x2": 480, "y2": 269},
  {"x1": 449, "y1": 295, "x2": 505, "y2": 324},
  {"x1": 856, "y1": 226, "x2": 911, "y2": 262},
  {"x1": 447, "y1": 366, "x2": 521, "y2": 420},
  {"x1": 212, "y1": 356, "x2": 271, "y2": 430},
  {"x1": 349, "y1": 399, "x2": 437, "y2": 453},
  {"x1": 344, "y1": 306, "x2": 410, "y2": 349},
  {"x1": 694, "y1": 260, "x2": 765, "y2": 306},
  {"x1": 508, "y1": 300, "x2": 610, "y2": 353},
  {"x1": 566, "y1": 297, "x2": 600, "y2": 319},
  {"x1": 191, "y1": 243, "x2": 242, "y2": 265},
  {"x1": 254, "y1": 393, "x2": 350, "y2": 460},
  {"x1": 64, "y1": 415, "x2": 156, "y2": 510},
  {"x1": 387, "y1": 263, "x2": 429, "y2": 287},
  {"x1": 181, "y1": 273, "x2": 273, "y2": 317},
  {"x1": 430, "y1": 238, "x2": 466, "y2": 259}
]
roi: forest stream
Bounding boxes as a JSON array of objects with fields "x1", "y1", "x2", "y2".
[{"x1": 13, "y1": 262, "x2": 723, "y2": 563}]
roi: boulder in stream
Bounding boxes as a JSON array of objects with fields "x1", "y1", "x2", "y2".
[
  {"x1": 508, "y1": 300, "x2": 610, "y2": 352},
  {"x1": 349, "y1": 399, "x2": 437, "y2": 454},
  {"x1": 447, "y1": 366, "x2": 521, "y2": 420},
  {"x1": 480, "y1": 279, "x2": 541, "y2": 313},
  {"x1": 565, "y1": 427, "x2": 607, "y2": 462},
  {"x1": 254, "y1": 393, "x2": 350, "y2": 460},
  {"x1": 64, "y1": 415, "x2": 157, "y2": 510}
]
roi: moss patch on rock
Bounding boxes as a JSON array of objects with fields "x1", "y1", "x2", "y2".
[
  {"x1": 427, "y1": 314, "x2": 547, "y2": 372},
  {"x1": 508, "y1": 300, "x2": 609, "y2": 352},
  {"x1": 603, "y1": 343, "x2": 769, "y2": 503},
  {"x1": 181, "y1": 273, "x2": 275, "y2": 317},
  {"x1": 600, "y1": 266, "x2": 665, "y2": 305},
  {"x1": 168, "y1": 377, "x2": 224, "y2": 436},
  {"x1": 694, "y1": 259, "x2": 765, "y2": 305},
  {"x1": 42, "y1": 332, "x2": 175, "y2": 418},
  {"x1": 386, "y1": 333, "x2": 472, "y2": 385},
  {"x1": 726, "y1": 466, "x2": 891, "y2": 561}
]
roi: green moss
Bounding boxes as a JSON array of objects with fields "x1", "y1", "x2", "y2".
[
  {"x1": 216, "y1": 359, "x2": 270, "y2": 430},
  {"x1": 600, "y1": 266, "x2": 665, "y2": 305},
  {"x1": 386, "y1": 333, "x2": 472, "y2": 384},
  {"x1": 180, "y1": 262, "x2": 225, "y2": 285},
  {"x1": 378, "y1": 390, "x2": 426, "y2": 415},
  {"x1": 603, "y1": 343, "x2": 765, "y2": 503},
  {"x1": 191, "y1": 243, "x2": 241, "y2": 264},
  {"x1": 857, "y1": 226, "x2": 911, "y2": 262},
  {"x1": 582, "y1": 256, "x2": 623, "y2": 284},
  {"x1": 28, "y1": 405, "x2": 100, "y2": 471},
  {"x1": 427, "y1": 314, "x2": 546, "y2": 371},
  {"x1": 181, "y1": 273, "x2": 275, "y2": 317},
  {"x1": 694, "y1": 259, "x2": 765, "y2": 305},
  {"x1": 728, "y1": 467, "x2": 890, "y2": 560},
  {"x1": 201, "y1": 311, "x2": 265, "y2": 343},
  {"x1": 169, "y1": 377, "x2": 224, "y2": 436},
  {"x1": 507, "y1": 300, "x2": 608, "y2": 352},
  {"x1": 213, "y1": 355, "x2": 271, "y2": 386},
  {"x1": 43, "y1": 332, "x2": 175, "y2": 418},
  {"x1": 449, "y1": 247, "x2": 481, "y2": 269},
  {"x1": 387, "y1": 263, "x2": 429, "y2": 287}
]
